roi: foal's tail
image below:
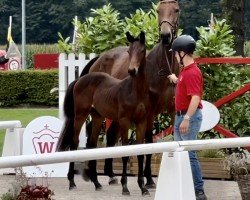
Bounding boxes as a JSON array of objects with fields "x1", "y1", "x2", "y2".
[
  {"x1": 56, "y1": 56, "x2": 99, "y2": 152},
  {"x1": 56, "y1": 80, "x2": 77, "y2": 151}
]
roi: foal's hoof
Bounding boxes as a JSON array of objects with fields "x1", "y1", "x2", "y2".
[
  {"x1": 95, "y1": 182, "x2": 103, "y2": 191},
  {"x1": 69, "y1": 182, "x2": 77, "y2": 190},
  {"x1": 122, "y1": 190, "x2": 130, "y2": 196},
  {"x1": 142, "y1": 189, "x2": 150, "y2": 196},
  {"x1": 145, "y1": 182, "x2": 156, "y2": 189},
  {"x1": 109, "y1": 177, "x2": 118, "y2": 185},
  {"x1": 82, "y1": 168, "x2": 90, "y2": 182}
]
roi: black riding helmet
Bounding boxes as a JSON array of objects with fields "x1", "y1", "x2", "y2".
[{"x1": 171, "y1": 35, "x2": 196, "y2": 54}]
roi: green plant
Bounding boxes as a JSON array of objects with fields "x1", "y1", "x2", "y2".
[
  {"x1": 195, "y1": 19, "x2": 235, "y2": 57},
  {"x1": 1, "y1": 168, "x2": 55, "y2": 200},
  {"x1": 124, "y1": 4, "x2": 158, "y2": 50},
  {"x1": 198, "y1": 149, "x2": 225, "y2": 158},
  {"x1": 57, "y1": 3, "x2": 162, "y2": 54},
  {"x1": 0, "y1": 192, "x2": 15, "y2": 200}
]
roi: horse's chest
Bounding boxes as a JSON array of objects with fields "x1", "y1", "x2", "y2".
[{"x1": 134, "y1": 102, "x2": 147, "y2": 120}]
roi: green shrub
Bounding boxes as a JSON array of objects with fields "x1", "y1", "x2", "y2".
[
  {"x1": 57, "y1": 3, "x2": 160, "y2": 54},
  {"x1": 0, "y1": 70, "x2": 58, "y2": 107}
]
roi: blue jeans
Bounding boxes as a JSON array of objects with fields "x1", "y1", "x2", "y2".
[{"x1": 174, "y1": 109, "x2": 204, "y2": 192}]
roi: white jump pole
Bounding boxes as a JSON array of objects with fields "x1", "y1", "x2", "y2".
[
  {"x1": 0, "y1": 137, "x2": 249, "y2": 168},
  {"x1": 0, "y1": 120, "x2": 22, "y2": 129}
]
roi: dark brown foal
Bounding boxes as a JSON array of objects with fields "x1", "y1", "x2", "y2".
[{"x1": 57, "y1": 32, "x2": 150, "y2": 195}]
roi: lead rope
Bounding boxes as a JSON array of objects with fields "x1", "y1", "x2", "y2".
[{"x1": 158, "y1": 47, "x2": 174, "y2": 76}]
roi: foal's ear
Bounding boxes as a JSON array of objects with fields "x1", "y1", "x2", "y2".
[
  {"x1": 139, "y1": 31, "x2": 145, "y2": 44},
  {"x1": 126, "y1": 32, "x2": 135, "y2": 43}
]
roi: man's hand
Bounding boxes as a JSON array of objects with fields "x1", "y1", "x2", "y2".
[
  {"x1": 168, "y1": 74, "x2": 178, "y2": 84},
  {"x1": 179, "y1": 118, "x2": 189, "y2": 134}
]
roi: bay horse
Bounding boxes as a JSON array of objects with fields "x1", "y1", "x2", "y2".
[
  {"x1": 81, "y1": 0, "x2": 180, "y2": 190},
  {"x1": 57, "y1": 32, "x2": 151, "y2": 195}
]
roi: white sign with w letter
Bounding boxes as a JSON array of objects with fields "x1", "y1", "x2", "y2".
[{"x1": 23, "y1": 116, "x2": 68, "y2": 177}]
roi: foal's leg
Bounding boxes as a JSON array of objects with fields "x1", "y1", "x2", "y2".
[
  {"x1": 144, "y1": 116, "x2": 156, "y2": 189},
  {"x1": 64, "y1": 118, "x2": 78, "y2": 190},
  {"x1": 104, "y1": 121, "x2": 120, "y2": 185},
  {"x1": 68, "y1": 108, "x2": 90, "y2": 190},
  {"x1": 119, "y1": 119, "x2": 131, "y2": 195},
  {"x1": 84, "y1": 112, "x2": 104, "y2": 191},
  {"x1": 136, "y1": 119, "x2": 150, "y2": 196}
]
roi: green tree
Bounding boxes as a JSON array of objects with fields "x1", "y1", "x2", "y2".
[{"x1": 222, "y1": 0, "x2": 246, "y2": 56}]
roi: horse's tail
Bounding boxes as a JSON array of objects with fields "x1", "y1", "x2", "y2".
[
  {"x1": 56, "y1": 80, "x2": 77, "y2": 151},
  {"x1": 80, "y1": 56, "x2": 99, "y2": 77}
]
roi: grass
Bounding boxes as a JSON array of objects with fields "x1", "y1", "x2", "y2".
[{"x1": 0, "y1": 108, "x2": 58, "y2": 156}]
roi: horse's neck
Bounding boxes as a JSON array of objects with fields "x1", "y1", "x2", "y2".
[
  {"x1": 146, "y1": 43, "x2": 175, "y2": 92},
  {"x1": 131, "y1": 58, "x2": 148, "y2": 97}
]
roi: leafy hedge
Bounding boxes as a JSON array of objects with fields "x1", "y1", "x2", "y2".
[{"x1": 0, "y1": 70, "x2": 58, "y2": 107}]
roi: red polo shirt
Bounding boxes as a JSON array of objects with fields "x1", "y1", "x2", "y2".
[{"x1": 175, "y1": 62, "x2": 203, "y2": 111}]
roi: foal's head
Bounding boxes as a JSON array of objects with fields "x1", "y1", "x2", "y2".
[
  {"x1": 157, "y1": 0, "x2": 180, "y2": 45},
  {"x1": 126, "y1": 31, "x2": 146, "y2": 76}
]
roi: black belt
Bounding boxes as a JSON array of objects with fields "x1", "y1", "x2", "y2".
[{"x1": 176, "y1": 110, "x2": 187, "y2": 116}]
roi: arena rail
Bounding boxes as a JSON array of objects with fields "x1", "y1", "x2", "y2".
[{"x1": 0, "y1": 137, "x2": 249, "y2": 169}]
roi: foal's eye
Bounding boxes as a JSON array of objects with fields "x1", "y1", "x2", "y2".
[{"x1": 175, "y1": 9, "x2": 179, "y2": 13}]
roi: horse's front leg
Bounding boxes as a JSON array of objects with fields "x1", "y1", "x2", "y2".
[
  {"x1": 144, "y1": 115, "x2": 156, "y2": 189},
  {"x1": 136, "y1": 119, "x2": 150, "y2": 196}
]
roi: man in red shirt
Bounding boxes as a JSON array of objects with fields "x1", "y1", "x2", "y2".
[{"x1": 168, "y1": 35, "x2": 207, "y2": 200}]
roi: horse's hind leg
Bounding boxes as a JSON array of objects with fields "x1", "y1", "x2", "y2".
[{"x1": 104, "y1": 121, "x2": 120, "y2": 185}]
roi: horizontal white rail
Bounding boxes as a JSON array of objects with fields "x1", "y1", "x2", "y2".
[
  {"x1": 0, "y1": 120, "x2": 22, "y2": 130},
  {"x1": 0, "y1": 137, "x2": 249, "y2": 169}
]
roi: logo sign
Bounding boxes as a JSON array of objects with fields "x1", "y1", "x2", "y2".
[
  {"x1": 8, "y1": 58, "x2": 21, "y2": 70},
  {"x1": 22, "y1": 116, "x2": 68, "y2": 177},
  {"x1": 199, "y1": 100, "x2": 220, "y2": 132}
]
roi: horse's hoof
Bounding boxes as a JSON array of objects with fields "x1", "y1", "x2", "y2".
[
  {"x1": 109, "y1": 177, "x2": 118, "y2": 185},
  {"x1": 145, "y1": 182, "x2": 156, "y2": 189},
  {"x1": 82, "y1": 168, "x2": 90, "y2": 182}
]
